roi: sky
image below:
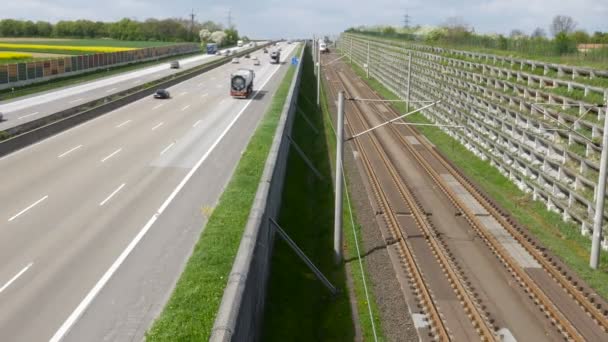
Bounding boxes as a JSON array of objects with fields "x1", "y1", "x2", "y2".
[{"x1": 1, "y1": 0, "x2": 607, "y2": 39}]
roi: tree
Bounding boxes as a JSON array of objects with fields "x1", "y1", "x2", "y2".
[
  {"x1": 210, "y1": 31, "x2": 227, "y2": 45},
  {"x1": 554, "y1": 32, "x2": 576, "y2": 54},
  {"x1": 224, "y1": 28, "x2": 239, "y2": 46},
  {"x1": 441, "y1": 17, "x2": 474, "y2": 43},
  {"x1": 531, "y1": 27, "x2": 546, "y2": 39},
  {"x1": 570, "y1": 30, "x2": 590, "y2": 44},
  {"x1": 199, "y1": 29, "x2": 211, "y2": 42},
  {"x1": 550, "y1": 15, "x2": 576, "y2": 36},
  {"x1": 382, "y1": 26, "x2": 396, "y2": 35},
  {"x1": 509, "y1": 29, "x2": 526, "y2": 39},
  {"x1": 497, "y1": 34, "x2": 508, "y2": 50}
]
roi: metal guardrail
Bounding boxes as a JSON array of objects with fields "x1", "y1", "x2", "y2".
[
  {"x1": 209, "y1": 44, "x2": 305, "y2": 342},
  {"x1": 0, "y1": 44, "x2": 270, "y2": 157}
]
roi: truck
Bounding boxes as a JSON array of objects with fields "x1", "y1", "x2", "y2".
[
  {"x1": 237, "y1": 40, "x2": 243, "y2": 47},
  {"x1": 206, "y1": 43, "x2": 218, "y2": 55},
  {"x1": 319, "y1": 39, "x2": 329, "y2": 54},
  {"x1": 230, "y1": 68, "x2": 255, "y2": 98},
  {"x1": 270, "y1": 51, "x2": 281, "y2": 64}
]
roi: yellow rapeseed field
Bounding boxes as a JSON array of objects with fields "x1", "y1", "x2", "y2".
[
  {"x1": 0, "y1": 51, "x2": 33, "y2": 59},
  {"x1": 0, "y1": 43, "x2": 135, "y2": 53}
]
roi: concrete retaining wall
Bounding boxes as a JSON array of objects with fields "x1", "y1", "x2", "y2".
[
  {"x1": 210, "y1": 44, "x2": 304, "y2": 341},
  {"x1": 340, "y1": 33, "x2": 608, "y2": 249}
]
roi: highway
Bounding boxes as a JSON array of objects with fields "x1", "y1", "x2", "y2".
[
  {"x1": 0, "y1": 42, "x2": 298, "y2": 342},
  {"x1": 0, "y1": 43, "x2": 264, "y2": 131}
]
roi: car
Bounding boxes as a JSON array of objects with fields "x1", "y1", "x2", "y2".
[
  {"x1": 244, "y1": 53, "x2": 250, "y2": 58},
  {"x1": 216, "y1": 51, "x2": 222, "y2": 55},
  {"x1": 224, "y1": 50, "x2": 231, "y2": 56},
  {"x1": 0, "y1": 111, "x2": 3, "y2": 121},
  {"x1": 263, "y1": 48, "x2": 268, "y2": 53},
  {"x1": 253, "y1": 59, "x2": 260, "y2": 66},
  {"x1": 170, "y1": 61, "x2": 180, "y2": 69},
  {"x1": 154, "y1": 89, "x2": 171, "y2": 99},
  {"x1": 232, "y1": 57, "x2": 240, "y2": 64}
]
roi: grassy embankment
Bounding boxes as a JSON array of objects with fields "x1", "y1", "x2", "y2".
[
  {"x1": 345, "y1": 59, "x2": 608, "y2": 299},
  {"x1": 146, "y1": 45, "x2": 302, "y2": 341},
  {"x1": 262, "y1": 45, "x2": 383, "y2": 341}
]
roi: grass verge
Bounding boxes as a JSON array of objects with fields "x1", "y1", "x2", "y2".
[
  {"x1": 262, "y1": 46, "x2": 384, "y2": 341},
  {"x1": 146, "y1": 47, "x2": 300, "y2": 341},
  {"x1": 347, "y1": 60, "x2": 608, "y2": 299}
]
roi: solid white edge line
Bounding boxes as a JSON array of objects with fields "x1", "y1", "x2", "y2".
[
  {"x1": 160, "y1": 142, "x2": 175, "y2": 155},
  {"x1": 58, "y1": 145, "x2": 83, "y2": 158},
  {"x1": 99, "y1": 183, "x2": 126, "y2": 206},
  {"x1": 116, "y1": 120, "x2": 132, "y2": 128},
  {"x1": 100, "y1": 148, "x2": 122, "y2": 163},
  {"x1": 0, "y1": 263, "x2": 33, "y2": 294},
  {"x1": 105, "y1": 88, "x2": 117, "y2": 93},
  {"x1": 8, "y1": 195, "x2": 48, "y2": 222},
  {"x1": 68, "y1": 98, "x2": 84, "y2": 104},
  {"x1": 18, "y1": 112, "x2": 39, "y2": 120},
  {"x1": 49, "y1": 45, "x2": 296, "y2": 341},
  {"x1": 151, "y1": 122, "x2": 164, "y2": 131}
]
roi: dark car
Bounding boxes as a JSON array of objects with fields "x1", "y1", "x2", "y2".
[
  {"x1": 154, "y1": 89, "x2": 171, "y2": 99},
  {"x1": 244, "y1": 53, "x2": 250, "y2": 58},
  {"x1": 263, "y1": 48, "x2": 268, "y2": 53}
]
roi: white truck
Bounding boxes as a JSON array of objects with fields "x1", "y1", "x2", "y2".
[
  {"x1": 230, "y1": 68, "x2": 255, "y2": 98},
  {"x1": 237, "y1": 40, "x2": 243, "y2": 47}
]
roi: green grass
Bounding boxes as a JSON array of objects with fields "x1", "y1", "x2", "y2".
[
  {"x1": 0, "y1": 38, "x2": 178, "y2": 48},
  {"x1": 348, "y1": 60, "x2": 608, "y2": 299},
  {"x1": 0, "y1": 51, "x2": 203, "y2": 101},
  {"x1": 146, "y1": 46, "x2": 300, "y2": 341},
  {"x1": 262, "y1": 45, "x2": 383, "y2": 341},
  {"x1": 0, "y1": 57, "x2": 46, "y2": 65}
]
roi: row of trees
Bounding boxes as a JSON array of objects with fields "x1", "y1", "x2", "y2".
[
  {"x1": 347, "y1": 15, "x2": 608, "y2": 56},
  {"x1": 0, "y1": 18, "x2": 238, "y2": 43}
]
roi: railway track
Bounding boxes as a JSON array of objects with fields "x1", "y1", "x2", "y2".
[{"x1": 322, "y1": 52, "x2": 608, "y2": 341}]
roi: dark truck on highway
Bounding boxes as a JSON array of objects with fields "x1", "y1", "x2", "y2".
[{"x1": 270, "y1": 51, "x2": 280, "y2": 64}]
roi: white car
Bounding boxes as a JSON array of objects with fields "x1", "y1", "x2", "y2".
[{"x1": 232, "y1": 57, "x2": 240, "y2": 64}]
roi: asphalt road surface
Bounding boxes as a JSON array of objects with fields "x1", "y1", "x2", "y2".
[
  {"x1": 0, "y1": 43, "x2": 266, "y2": 131},
  {"x1": 0, "y1": 42, "x2": 298, "y2": 342}
]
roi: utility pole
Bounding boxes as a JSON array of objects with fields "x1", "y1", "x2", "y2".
[
  {"x1": 590, "y1": 98, "x2": 608, "y2": 269},
  {"x1": 227, "y1": 9, "x2": 233, "y2": 28},
  {"x1": 403, "y1": 10, "x2": 410, "y2": 29},
  {"x1": 334, "y1": 91, "x2": 345, "y2": 264},
  {"x1": 189, "y1": 9, "x2": 196, "y2": 41},
  {"x1": 406, "y1": 53, "x2": 412, "y2": 112}
]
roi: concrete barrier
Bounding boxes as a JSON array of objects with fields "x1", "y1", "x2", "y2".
[
  {"x1": 210, "y1": 44, "x2": 305, "y2": 341},
  {"x1": 0, "y1": 44, "x2": 270, "y2": 157}
]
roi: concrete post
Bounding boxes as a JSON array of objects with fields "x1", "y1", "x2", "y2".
[
  {"x1": 317, "y1": 40, "x2": 321, "y2": 107},
  {"x1": 366, "y1": 42, "x2": 370, "y2": 79},
  {"x1": 590, "y1": 98, "x2": 608, "y2": 269},
  {"x1": 406, "y1": 53, "x2": 412, "y2": 113},
  {"x1": 350, "y1": 38, "x2": 353, "y2": 64},
  {"x1": 334, "y1": 91, "x2": 345, "y2": 265}
]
